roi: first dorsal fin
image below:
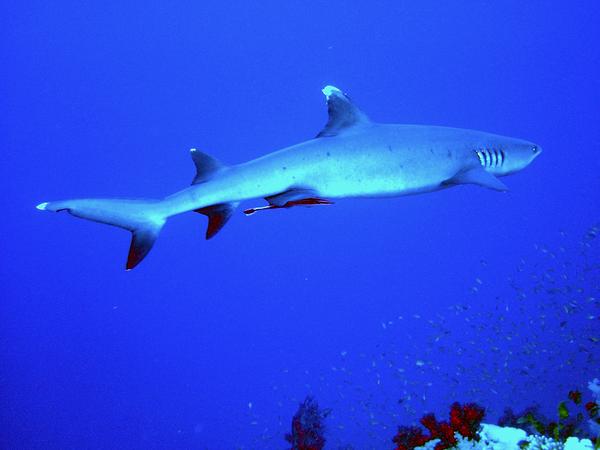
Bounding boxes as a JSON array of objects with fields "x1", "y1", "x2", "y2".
[
  {"x1": 190, "y1": 148, "x2": 224, "y2": 185},
  {"x1": 317, "y1": 85, "x2": 370, "y2": 138}
]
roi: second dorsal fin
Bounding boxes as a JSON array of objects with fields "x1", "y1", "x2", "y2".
[
  {"x1": 317, "y1": 85, "x2": 371, "y2": 138},
  {"x1": 190, "y1": 148, "x2": 225, "y2": 185}
]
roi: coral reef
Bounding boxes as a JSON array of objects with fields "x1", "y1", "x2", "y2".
[
  {"x1": 393, "y1": 426, "x2": 430, "y2": 450},
  {"x1": 392, "y1": 402, "x2": 485, "y2": 450},
  {"x1": 282, "y1": 379, "x2": 599, "y2": 448},
  {"x1": 499, "y1": 405, "x2": 548, "y2": 435},
  {"x1": 285, "y1": 396, "x2": 330, "y2": 450},
  {"x1": 479, "y1": 423, "x2": 527, "y2": 449},
  {"x1": 412, "y1": 425, "x2": 595, "y2": 450},
  {"x1": 512, "y1": 385, "x2": 599, "y2": 445},
  {"x1": 588, "y1": 379, "x2": 600, "y2": 439},
  {"x1": 523, "y1": 433, "x2": 595, "y2": 449}
]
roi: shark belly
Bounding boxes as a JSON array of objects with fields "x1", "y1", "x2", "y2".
[{"x1": 302, "y1": 144, "x2": 459, "y2": 198}]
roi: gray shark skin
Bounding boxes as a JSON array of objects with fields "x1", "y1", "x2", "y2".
[{"x1": 37, "y1": 86, "x2": 542, "y2": 269}]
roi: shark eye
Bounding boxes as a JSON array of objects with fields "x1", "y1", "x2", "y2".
[{"x1": 532, "y1": 146, "x2": 539, "y2": 154}]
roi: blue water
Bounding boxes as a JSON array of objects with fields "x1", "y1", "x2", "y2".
[{"x1": 2, "y1": 2, "x2": 599, "y2": 449}]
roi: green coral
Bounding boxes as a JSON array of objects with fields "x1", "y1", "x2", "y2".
[{"x1": 514, "y1": 385, "x2": 599, "y2": 444}]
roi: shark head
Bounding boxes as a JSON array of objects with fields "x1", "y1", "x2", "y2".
[
  {"x1": 501, "y1": 140, "x2": 542, "y2": 175},
  {"x1": 476, "y1": 137, "x2": 542, "y2": 176}
]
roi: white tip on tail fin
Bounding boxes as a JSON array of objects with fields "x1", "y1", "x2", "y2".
[{"x1": 36, "y1": 198, "x2": 166, "y2": 270}]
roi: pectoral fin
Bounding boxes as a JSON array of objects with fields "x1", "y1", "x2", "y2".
[
  {"x1": 444, "y1": 167, "x2": 508, "y2": 191},
  {"x1": 265, "y1": 188, "x2": 320, "y2": 206},
  {"x1": 243, "y1": 188, "x2": 333, "y2": 215}
]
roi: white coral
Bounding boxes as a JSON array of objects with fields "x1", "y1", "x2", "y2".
[
  {"x1": 525, "y1": 434, "x2": 564, "y2": 449},
  {"x1": 412, "y1": 422, "x2": 596, "y2": 450},
  {"x1": 479, "y1": 423, "x2": 527, "y2": 449},
  {"x1": 414, "y1": 435, "x2": 487, "y2": 450},
  {"x1": 588, "y1": 378, "x2": 600, "y2": 438},
  {"x1": 415, "y1": 438, "x2": 440, "y2": 450},
  {"x1": 564, "y1": 436, "x2": 594, "y2": 450},
  {"x1": 453, "y1": 434, "x2": 490, "y2": 449}
]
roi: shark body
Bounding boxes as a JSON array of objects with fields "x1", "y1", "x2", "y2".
[{"x1": 37, "y1": 86, "x2": 542, "y2": 269}]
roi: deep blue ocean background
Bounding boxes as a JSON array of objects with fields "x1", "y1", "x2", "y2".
[{"x1": 2, "y1": 1, "x2": 599, "y2": 449}]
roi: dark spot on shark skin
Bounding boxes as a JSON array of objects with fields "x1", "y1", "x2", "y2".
[
  {"x1": 387, "y1": 145, "x2": 393, "y2": 152},
  {"x1": 430, "y1": 148, "x2": 434, "y2": 154},
  {"x1": 326, "y1": 152, "x2": 331, "y2": 157},
  {"x1": 447, "y1": 149, "x2": 452, "y2": 159},
  {"x1": 282, "y1": 166, "x2": 287, "y2": 170}
]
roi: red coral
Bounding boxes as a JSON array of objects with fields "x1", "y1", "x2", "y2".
[
  {"x1": 568, "y1": 390, "x2": 582, "y2": 404},
  {"x1": 285, "y1": 396, "x2": 329, "y2": 450},
  {"x1": 435, "y1": 422, "x2": 458, "y2": 449},
  {"x1": 420, "y1": 414, "x2": 438, "y2": 432},
  {"x1": 449, "y1": 402, "x2": 485, "y2": 440},
  {"x1": 392, "y1": 403, "x2": 485, "y2": 450},
  {"x1": 420, "y1": 413, "x2": 457, "y2": 448},
  {"x1": 392, "y1": 426, "x2": 429, "y2": 450},
  {"x1": 585, "y1": 401, "x2": 598, "y2": 418}
]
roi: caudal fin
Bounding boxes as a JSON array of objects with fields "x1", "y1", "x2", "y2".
[{"x1": 36, "y1": 198, "x2": 166, "y2": 270}]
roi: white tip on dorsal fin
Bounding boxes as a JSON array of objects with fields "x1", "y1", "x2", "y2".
[
  {"x1": 322, "y1": 85, "x2": 342, "y2": 99},
  {"x1": 317, "y1": 85, "x2": 370, "y2": 138},
  {"x1": 190, "y1": 148, "x2": 225, "y2": 185}
]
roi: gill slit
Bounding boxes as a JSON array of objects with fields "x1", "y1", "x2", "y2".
[{"x1": 476, "y1": 147, "x2": 505, "y2": 168}]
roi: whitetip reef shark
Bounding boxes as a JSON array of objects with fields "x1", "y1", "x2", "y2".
[{"x1": 37, "y1": 85, "x2": 542, "y2": 270}]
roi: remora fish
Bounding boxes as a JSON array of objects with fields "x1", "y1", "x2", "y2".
[{"x1": 37, "y1": 86, "x2": 542, "y2": 269}]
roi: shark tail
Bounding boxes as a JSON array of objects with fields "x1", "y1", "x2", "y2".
[{"x1": 36, "y1": 198, "x2": 167, "y2": 270}]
